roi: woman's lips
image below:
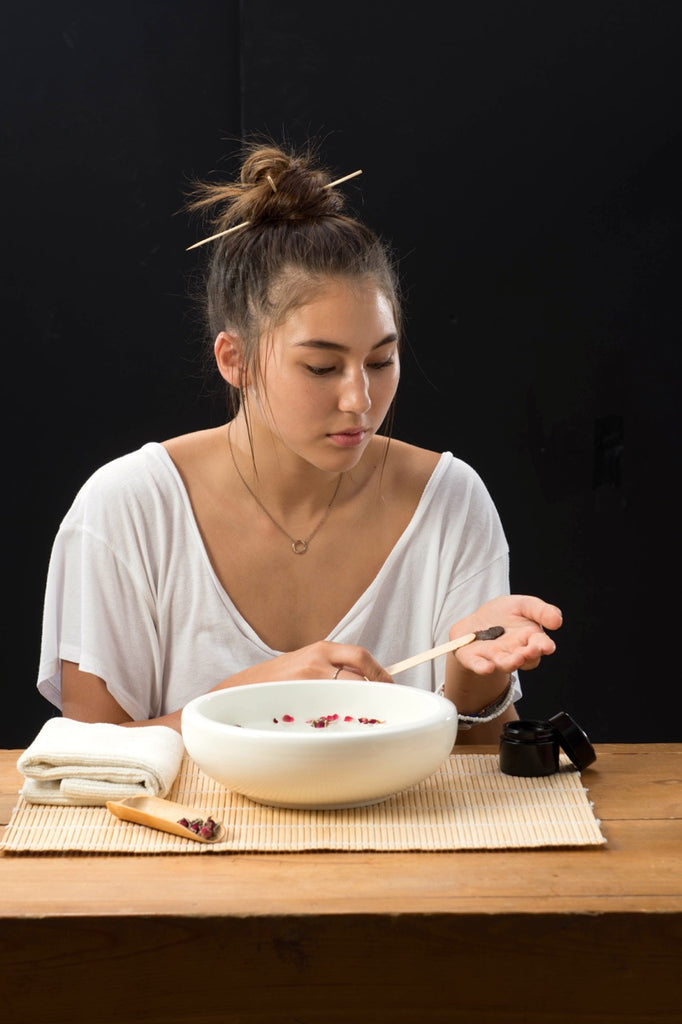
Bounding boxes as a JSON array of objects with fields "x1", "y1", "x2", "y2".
[{"x1": 327, "y1": 429, "x2": 368, "y2": 448}]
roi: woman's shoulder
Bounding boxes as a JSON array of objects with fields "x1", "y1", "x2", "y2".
[
  {"x1": 79, "y1": 426, "x2": 222, "y2": 493},
  {"x1": 384, "y1": 439, "x2": 506, "y2": 561},
  {"x1": 381, "y1": 437, "x2": 478, "y2": 490},
  {"x1": 380, "y1": 437, "x2": 438, "y2": 480},
  {"x1": 161, "y1": 426, "x2": 227, "y2": 477},
  {"x1": 63, "y1": 442, "x2": 185, "y2": 533},
  {"x1": 381, "y1": 437, "x2": 497, "y2": 524},
  {"x1": 76, "y1": 441, "x2": 169, "y2": 495}
]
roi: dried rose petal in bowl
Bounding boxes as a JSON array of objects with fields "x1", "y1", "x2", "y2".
[
  {"x1": 304, "y1": 714, "x2": 385, "y2": 728},
  {"x1": 271, "y1": 713, "x2": 386, "y2": 728}
]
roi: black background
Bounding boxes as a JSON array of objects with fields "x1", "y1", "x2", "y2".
[{"x1": 3, "y1": 1, "x2": 681, "y2": 746}]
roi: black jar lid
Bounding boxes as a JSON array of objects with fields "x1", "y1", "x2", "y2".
[{"x1": 547, "y1": 711, "x2": 597, "y2": 770}]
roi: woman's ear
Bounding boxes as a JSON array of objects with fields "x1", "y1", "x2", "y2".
[{"x1": 214, "y1": 331, "x2": 247, "y2": 388}]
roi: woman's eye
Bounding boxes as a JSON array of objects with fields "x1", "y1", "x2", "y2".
[
  {"x1": 304, "y1": 356, "x2": 395, "y2": 376},
  {"x1": 305, "y1": 364, "x2": 335, "y2": 376}
]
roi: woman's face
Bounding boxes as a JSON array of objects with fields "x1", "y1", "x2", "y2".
[{"x1": 251, "y1": 277, "x2": 400, "y2": 471}]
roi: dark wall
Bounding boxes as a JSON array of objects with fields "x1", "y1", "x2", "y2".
[{"x1": 3, "y1": 2, "x2": 681, "y2": 746}]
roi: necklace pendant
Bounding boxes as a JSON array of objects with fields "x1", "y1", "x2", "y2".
[{"x1": 292, "y1": 539, "x2": 309, "y2": 555}]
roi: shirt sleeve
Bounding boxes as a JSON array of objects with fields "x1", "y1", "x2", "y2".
[
  {"x1": 36, "y1": 473, "x2": 164, "y2": 720},
  {"x1": 431, "y1": 458, "x2": 522, "y2": 700}
]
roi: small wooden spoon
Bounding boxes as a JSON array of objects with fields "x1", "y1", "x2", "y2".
[
  {"x1": 106, "y1": 795, "x2": 226, "y2": 843},
  {"x1": 387, "y1": 626, "x2": 505, "y2": 676}
]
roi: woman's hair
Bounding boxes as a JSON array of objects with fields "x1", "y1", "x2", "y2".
[{"x1": 185, "y1": 138, "x2": 402, "y2": 420}]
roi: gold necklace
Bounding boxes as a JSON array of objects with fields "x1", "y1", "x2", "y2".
[{"x1": 227, "y1": 428, "x2": 343, "y2": 555}]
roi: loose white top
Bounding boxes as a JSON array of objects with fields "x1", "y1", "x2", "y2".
[{"x1": 37, "y1": 443, "x2": 517, "y2": 720}]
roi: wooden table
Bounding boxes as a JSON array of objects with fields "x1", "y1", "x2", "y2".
[{"x1": 1, "y1": 743, "x2": 680, "y2": 1023}]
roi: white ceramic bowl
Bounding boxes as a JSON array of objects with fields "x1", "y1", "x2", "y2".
[{"x1": 181, "y1": 679, "x2": 458, "y2": 809}]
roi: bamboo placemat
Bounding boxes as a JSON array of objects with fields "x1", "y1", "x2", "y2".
[{"x1": 0, "y1": 753, "x2": 605, "y2": 854}]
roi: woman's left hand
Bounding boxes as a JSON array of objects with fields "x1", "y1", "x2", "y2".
[{"x1": 449, "y1": 594, "x2": 562, "y2": 677}]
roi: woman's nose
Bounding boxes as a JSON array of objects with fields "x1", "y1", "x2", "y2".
[{"x1": 338, "y1": 370, "x2": 371, "y2": 413}]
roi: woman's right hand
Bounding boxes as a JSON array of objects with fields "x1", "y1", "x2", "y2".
[{"x1": 220, "y1": 641, "x2": 393, "y2": 689}]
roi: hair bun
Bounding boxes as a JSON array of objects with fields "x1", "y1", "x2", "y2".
[{"x1": 187, "y1": 142, "x2": 347, "y2": 236}]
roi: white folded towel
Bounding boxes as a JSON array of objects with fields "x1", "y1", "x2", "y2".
[{"x1": 17, "y1": 717, "x2": 186, "y2": 806}]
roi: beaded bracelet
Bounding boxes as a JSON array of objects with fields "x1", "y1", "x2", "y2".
[{"x1": 437, "y1": 677, "x2": 516, "y2": 730}]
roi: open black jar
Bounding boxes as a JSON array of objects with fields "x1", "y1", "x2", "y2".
[{"x1": 499, "y1": 711, "x2": 596, "y2": 777}]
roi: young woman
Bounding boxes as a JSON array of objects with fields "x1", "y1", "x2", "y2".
[{"x1": 37, "y1": 140, "x2": 561, "y2": 744}]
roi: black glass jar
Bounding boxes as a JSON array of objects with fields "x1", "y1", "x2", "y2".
[
  {"x1": 499, "y1": 712, "x2": 597, "y2": 777},
  {"x1": 499, "y1": 719, "x2": 560, "y2": 777}
]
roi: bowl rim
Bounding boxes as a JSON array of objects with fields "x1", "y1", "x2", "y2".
[{"x1": 181, "y1": 679, "x2": 457, "y2": 742}]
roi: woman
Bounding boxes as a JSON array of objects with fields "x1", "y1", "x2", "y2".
[{"x1": 37, "y1": 139, "x2": 561, "y2": 743}]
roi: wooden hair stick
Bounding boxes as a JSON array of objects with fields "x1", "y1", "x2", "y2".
[{"x1": 186, "y1": 170, "x2": 363, "y2": 250}]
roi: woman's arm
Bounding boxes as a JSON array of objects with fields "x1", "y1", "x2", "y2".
[
  {"x1": 61, "y1": 640, "x2": 394, "y2": 731},
  {"x1": 444, "y1": 595, "x2": 563, "y2": 746},
  {"x1": 61, "y1": 662, "x2": 178, "y2": 728}
]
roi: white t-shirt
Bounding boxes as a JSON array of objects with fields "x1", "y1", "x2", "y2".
[{"x1": 37, "y1": 442, "x2": 518, "y2": 720}]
